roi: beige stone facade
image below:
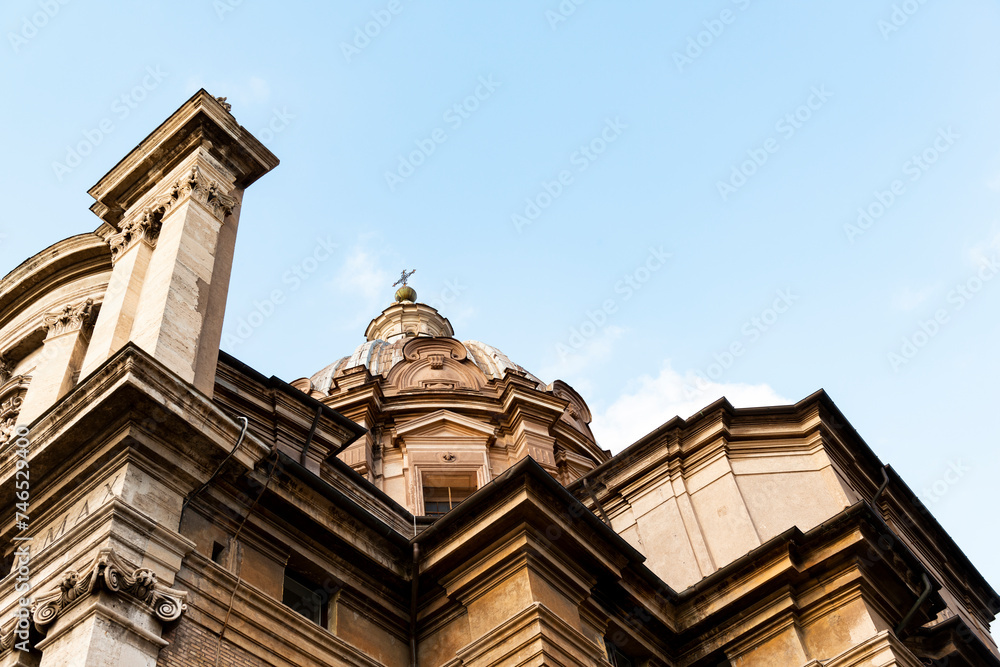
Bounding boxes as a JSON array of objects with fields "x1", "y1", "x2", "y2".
[{"x1": 0, "y1": 90, "x2": 996, "y2": 666}]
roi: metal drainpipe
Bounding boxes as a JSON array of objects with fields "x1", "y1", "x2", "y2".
[
  {"x1": 874, "y1": 466, "x2": 890, "y2": 502},
  {"x1": 895, "y1": 573, "x2": 934, "y2": 637},
  {"x1": 583, "y1": 477, "x2": 611, "y2": 526},
  {"x1": 410, "y1": 543, "x2": 420, "y2": 667},
  {"x1": 300, "y1": 405, "x2": 322, "y2": 466}
]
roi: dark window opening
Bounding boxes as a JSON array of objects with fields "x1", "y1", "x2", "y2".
[
  {"x1": 211, "y1": 541, "x2": 227, "y2": 565},
  {"x1": 422, "y1": 472, "x2": 478, "y2": 517},
  {"x1": 423, "y1": 484, "x2": 475, "y2": 516},
  {"x1": 605, "y1": 639, "x2": 635, "y2": 667},
  {"x1": 282, "y1": 569, "x2": 329, "y2": 627}
]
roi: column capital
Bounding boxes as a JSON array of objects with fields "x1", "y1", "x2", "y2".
[
  {"x1": 41, "y1": 300, "x2": 93, "y2": 340},
  {"x1": 32, "y1": 548, "x2": 187, "y2": 632},
  {"x1": 104, "y1": 163, "x2": 237, "y2": 264},
  {"x1": 0, "y1": 548, "x2": 187, "y2": 657}
]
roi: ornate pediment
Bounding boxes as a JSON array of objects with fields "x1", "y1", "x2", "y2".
[
  {"x1": 396, "y1": 409, "x2": 496, "y2": 440},
  {"x1": 384, "y1": 338, "x2": 487, "y2": 392}
]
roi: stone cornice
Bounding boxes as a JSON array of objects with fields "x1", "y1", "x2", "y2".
[
  {"x1": 42, "y1": 298, "x2": 94, "y2": 339},
  {"x1": 88, "y1": 89, "x2": 278, "y2": 227}
]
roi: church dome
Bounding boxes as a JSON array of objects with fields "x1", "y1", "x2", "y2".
[
  {"x1": 310, "y1": 336, "x2": 544, "y2": 394},
  {"x1": 309, "y1": 297, "x2": 544, "y2": 392},
  {"x1": 296, "y1": 283, "x2": 607, "y2": 516}
]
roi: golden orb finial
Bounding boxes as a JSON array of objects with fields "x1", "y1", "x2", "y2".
[{"x1": 393, "y1": 269, "x2": 417, "y2": 302}]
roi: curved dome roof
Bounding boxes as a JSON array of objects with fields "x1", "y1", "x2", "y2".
[
  {"x1": 310, "y1": 292, "x2": 546, "y2": 393},
  {"x1": 309, "y1": 337, "x2": 543, "y2": 394}
]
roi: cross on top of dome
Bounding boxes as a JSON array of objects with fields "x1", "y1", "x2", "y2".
[{"x1": 393, "y1": 269, "x2": 417, "y2": 303}]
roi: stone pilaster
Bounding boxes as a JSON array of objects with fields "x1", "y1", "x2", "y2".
[
  {"x1": 443, "y1": 530, "x2": 606, "y2": 667},
  {"x1": 16, "y1": 300, "x2": 93, "y2": 425},
  {"x1": 83, "y1": 90, "x2": 277, "y2": 397},
  {"x1": 78, "y1": 210, "x2": 161, "y2": 381},
  {"x1": 114, "y1": 156, "x2": 242, "y2": 395}
]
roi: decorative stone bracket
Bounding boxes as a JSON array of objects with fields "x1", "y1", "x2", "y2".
[
  {"x1": 107, "y1": 164, "x2": 238, "y2": 263},
  {"x1": 0, "y1": 548, "x2": 187, "y2": 653}
]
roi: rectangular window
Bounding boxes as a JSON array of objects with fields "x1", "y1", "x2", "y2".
[
  {"x1": 282, "y1": 569, "x2": 328, "y2": 627},
  {"x1": 421, "y1": 472, "x2": 477, "y2": 517},
  {"x1": 422, "y1": 485, "x2": 475, "y2": 516},
  {"x1": 605, "y1": 639, "x2": 634, "y2": 667}
]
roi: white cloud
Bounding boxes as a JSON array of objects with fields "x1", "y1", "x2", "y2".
[
  {"x1": 968, "y1": 229, "x2": 1000, "y2": 266},
  {"x1": 590, "y1": 362, "x2": 790, "y2": 453},
  {"x1": 988, "y1": 171, "x2": 1000, "y2": 192},
  {"x1": 891, "y1": 285, "x2": 938, "y2": 312},
  {"x1": 539, "y1": 325, "x2": 627, "y2": 393},
  {"x1": 328, "y1": 245, "x2": 392, "y2": 329}
]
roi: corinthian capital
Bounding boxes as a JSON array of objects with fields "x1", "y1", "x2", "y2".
[
  {"x1": 107, "y1": 206, "x2": 163, "y2": 262},
  {"x1": 43, "y1": 299, "x2": 94, "y2": 339},
  {"x1": 167, "y1": 165, "x2": 238, "y2": 221}
]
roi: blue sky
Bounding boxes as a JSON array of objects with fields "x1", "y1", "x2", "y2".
[{"x1": 2, "y1": 1, "x2": 999, "y2": 603}]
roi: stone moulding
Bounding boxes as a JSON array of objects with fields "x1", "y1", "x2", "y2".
[
  {"x1": 106, "y1": 164, "x2": 238, "y2": 263},
  {"x1": 0, "y1": 547, "x2": 188, "y2": 653}
]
